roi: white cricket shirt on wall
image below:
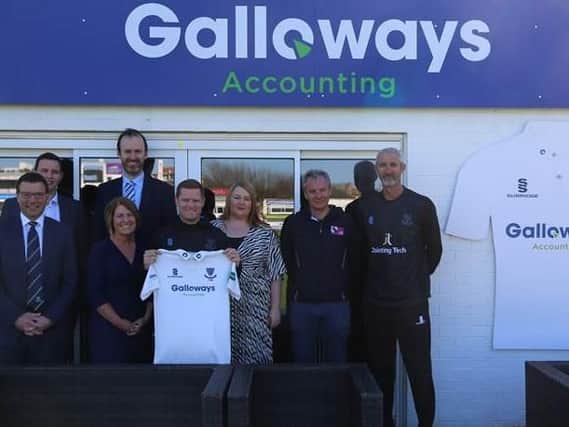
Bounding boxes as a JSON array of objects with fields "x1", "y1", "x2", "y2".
[
  {"x1": 446, "y1": 122, "x2": 569, "y2": 349},
  {"x1": 141, "y1": 249, "x2": 240, "y2": 363}
]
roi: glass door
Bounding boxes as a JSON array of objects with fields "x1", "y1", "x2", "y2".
[
  {"x1": 73, "y1": 148, "x2": 186, "y2": 206},
  {"x1": 189, "y1": 149, "x2": 299, "y2": 230}
]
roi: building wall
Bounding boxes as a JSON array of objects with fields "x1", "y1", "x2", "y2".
[{"x1": 2, "y1": 106, "x2": 569, "y2": 426}]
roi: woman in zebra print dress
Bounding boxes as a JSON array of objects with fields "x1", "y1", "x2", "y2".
[{"x1": 212, "y1": 182, "x2": 286, "y2": 364}]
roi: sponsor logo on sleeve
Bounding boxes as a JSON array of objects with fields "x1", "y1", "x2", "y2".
[{"x1": 330, "y1": 225, "x2": 344, "y2": 236}]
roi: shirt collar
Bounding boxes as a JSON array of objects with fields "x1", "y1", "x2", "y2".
[
  {"x1": 124, "y1": 172, "x2": 144, "y2": 186},
  {"x1": 47, "y1": 192, "x2": 59, "y2": 207},
  {"x1": 20, "y1": 212, "x2": 46, "y2": 229}
]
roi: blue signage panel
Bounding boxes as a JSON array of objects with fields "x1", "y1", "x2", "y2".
[{"x1": 0, "y1": 1, "x2": 566, "y2": 107}]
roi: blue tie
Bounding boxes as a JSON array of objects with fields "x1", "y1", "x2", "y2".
[
  {"x1": 26, "y1": 221, "x2": 45, "y2": 312},
  {"x1": 124, "y1": 180, "x2": 136, "y2": 203}
]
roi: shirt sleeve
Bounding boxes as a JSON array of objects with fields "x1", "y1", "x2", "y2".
[
  {"x1": 422, "y1": 198, "x2": 443, "y2": 274},
  {"x1": 227, "y1": 262, "x2": 241, "y2": 300},
  {"x1": 267, "y1": 229, "x2": 286, "y2": 281},
  {"x1": 140, "y1": 263, "x2": 160, "y2": 301},
  {"x1": 279, "y1": 215, "x2": 295, "y2": 282},
  {"x1": 445, "y1": 154, "x2": 492, "y2": 240}
]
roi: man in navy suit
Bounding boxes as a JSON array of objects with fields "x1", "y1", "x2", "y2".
[
  {"x1": 94, "y1": 128, "x2": 177, "y2": 245},
  {"x1": 0, "y1": 173, "x2": 77, "y2": 363},
  {"x1": 1, "y1": 152, "x2": 84, "y2": 362}
]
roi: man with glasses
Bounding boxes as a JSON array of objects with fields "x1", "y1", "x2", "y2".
[
  {"x1": 94, "y1": 128, "x2": 177, "y2": 245},
  {"x1": 0, "y1": 173, "x2": 77, "y2": 363}
]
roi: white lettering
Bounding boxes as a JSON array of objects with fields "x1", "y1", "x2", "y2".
[
  {"x1": 273, "y1": 18, "x2": 314, "y2": 59},
  {"x1": 318, "y1": 20, "x2": 374, "y2": 59},
  {"x1": 185, "y1": 17, "x2": 228, "y2": 59},
  {"x1": 460, "y1": 20, "x2": 491, "y2": 62},
  {"x1": 375, "y1": 20, "x2": 417, "y2": 62},
  {"x1": 420, "y1": 21, "x2": 457, "y2": 73},
  {"x1": 254, "y1": 6, "x2": 268, "y2": 58},
  {"x1": 124, "y1": 4, "x2": 492, "y2": 71},
  {"x1": 235, "y1": 6, "x2": 248, "y2": 58},
  {"x1": 125, "y1": 3, "x2": 181, "y2": 59}
]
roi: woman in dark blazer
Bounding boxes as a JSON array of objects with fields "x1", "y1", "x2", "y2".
[{"x1": 87, "y1": 197, "x2": 152, "y2": 363}]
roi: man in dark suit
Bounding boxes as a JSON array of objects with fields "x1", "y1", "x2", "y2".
[
  {"x1": 0, "y1": 172, "x2": 77, "y2": 363},
  {"x1": 1, "y1": 152, "x2": 84, "y2": 362},
  {"x1": 1, "y1": 152, "x2": 82, "y2": 237},
  {"x1": 94, "y1": 128, "x2": 177, "y2": 245}
]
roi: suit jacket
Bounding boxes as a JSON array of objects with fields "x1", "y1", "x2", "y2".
[
  {"x1": 94, "y1": 175, "x2": 177, "y2": 246},
  {"x1": 0, "y1": 216, "x2": 77, "y2": 333}
]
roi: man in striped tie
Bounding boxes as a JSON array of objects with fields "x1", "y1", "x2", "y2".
[
  {"x1": 93, "y1": 128, "x2": 177, "y2": 245},
  {"x1": 0, "y1": 172, "x2": 77, "y2": 363}
]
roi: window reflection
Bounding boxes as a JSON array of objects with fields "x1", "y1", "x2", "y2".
[
  {"x1": 79, "y1": 158, "x2": 175, "y2": 188},
  {"x1": 300, "y1": 159, "x2": 377, "y2": 210},
  {"x1": 0, "y1": 158, "x2": 35, "y2": 213},
  {"x1": 201, "y1": 158, "x2": 294, "y2": 230}
]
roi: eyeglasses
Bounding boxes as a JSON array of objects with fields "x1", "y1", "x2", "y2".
[{"x1": 18, "y1": 192, "x2": 46, "y2": 200}]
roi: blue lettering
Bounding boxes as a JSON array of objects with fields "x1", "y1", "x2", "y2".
[
  {"x1": 505, "y1": 223, "x2": 520, "y2": 238},
  {"x1": 506, "y1": 222, "x2": 569, "y2": 239}
]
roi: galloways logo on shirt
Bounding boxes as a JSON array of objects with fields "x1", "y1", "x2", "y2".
[
  {"x1": 445, "y1": 122, "x2": 569, "y2": 349},
  {"x1": 141, "y1": 249, "x2": 240, "y2": 364}
]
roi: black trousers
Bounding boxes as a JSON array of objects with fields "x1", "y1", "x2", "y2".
[
  {"x1": 0, "y1": 326, "x2": 68, "y2": 364},
  {"x1": 364, "y1": 299, "x2": 435, "y2": 427}
]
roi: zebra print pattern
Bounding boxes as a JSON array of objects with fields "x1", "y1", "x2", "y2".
[{"x1": 212, "y1": 220, "x2": 286, "y2": 364}]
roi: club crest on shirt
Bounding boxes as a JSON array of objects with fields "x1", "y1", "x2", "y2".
[
  {"x1": 330, "y1": 225, "x2": 344, "y2": 236},
  {"x1": 166, "y1": 237, "x2": 174, "y2": 247},
  {"x1": 204, "y1": 267, "x2": 217, "y2": 281},
  {"x1": 368, "y1": 216, "x2": 374, "y2": 225},
  {"x1": 401, "y1": 213, "x2": 414, "y2": 227}
]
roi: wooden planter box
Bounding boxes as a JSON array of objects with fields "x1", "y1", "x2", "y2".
[
  {"x1": 227, "y1": 364, "x2": 382, "y2": 427},
  {"x1": 0, "y1": 365, "x2": 232, "y2": 427},
  {"x1": 526, "y1": 361, "x2": 569, "y2": 427}
]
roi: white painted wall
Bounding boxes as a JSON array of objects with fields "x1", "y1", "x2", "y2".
[{"x1": 1, "y1": 106, "x2": 569, "y2": 427}]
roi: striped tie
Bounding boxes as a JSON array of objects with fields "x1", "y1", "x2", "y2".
[
  {"x1": 26, "y1": 221, "x2": 45, "y2": 312},
  {"x1": 124, "y1": 180, "x2": 136, "y2": 203}
]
